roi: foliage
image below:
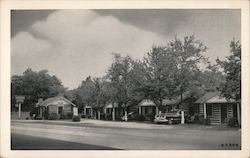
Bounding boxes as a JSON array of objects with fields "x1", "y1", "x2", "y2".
[
  {"x1": 134, "y1": 114, "x2": 146, "y2": 121},
  {"x1": 217, "y1": 40, "x2": 241, "y2": 100},
  {"x1": 199, "y1": 117, "x2": 211, "y2": 125},
  {"x1": 227, "y1": 117, "x2": 238, "y2": 127},
  {"x1": 72, "y1": 115, "x2": 81, "y2": 122},
  {"x1": 166, "y1": 36, "x2": 207, "y2": 107},
  {"x1": 11, "y1": 68, "x2": 66, "y2": 111}
]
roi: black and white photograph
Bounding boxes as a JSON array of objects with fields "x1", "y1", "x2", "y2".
[{"x1": 0, "y1": 0, "x2": 249, "y2": 158}]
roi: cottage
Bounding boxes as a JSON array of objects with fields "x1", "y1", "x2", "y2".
[
  {"x1": 138, "y1": 92, "x2": 194, "y2": 116},
  {"x1": 195, "y1": 92, "x2": 241, "y2": 125},
  {"x1": 138, "y1": 99, "x2": 156, "y2": 115},
  {"x1": 37, "y1": 96, "x2": 77, "y2": 119}
]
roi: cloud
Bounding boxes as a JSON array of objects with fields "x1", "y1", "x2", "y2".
[{"x1": 11, "y1": 10, "x2": 165, "y2": 89}]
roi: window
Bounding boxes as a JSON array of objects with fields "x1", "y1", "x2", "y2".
[
  {"x1": 206, "y1": 105, "x2": 212, "y2": 116},
  {"x1": 58, "y1": 106, "x2": 63, "y2": 114}
]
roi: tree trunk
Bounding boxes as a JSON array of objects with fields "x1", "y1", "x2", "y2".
[
  {"x1": 112, "y1": 107, "x2": 115, "y2": 121},
  {"x1": 98, "y1": 110, "x2": 101, "y2": 120},
  {"x1": 124, "y1": 109, "x2": 128, "y2": 121}
]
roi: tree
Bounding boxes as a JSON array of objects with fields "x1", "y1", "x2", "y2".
[
  {"x1": 217, "y1": 39, "x2": 241, "y2": 100},
  {"x1": 11, "y1": 68, "x2": 66, "y2": 111},
  {"x1": 166, "y1": 36, "x2": 207, "y2": 108},
  {"x1": 140, "y1": 45, "x2": 178, "y2": 114},
  {"x1": 106, "y1": 53, "x2": 136, "y2": 120}
]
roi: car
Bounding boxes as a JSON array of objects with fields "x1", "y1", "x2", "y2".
[
  {"x1": 154, "y1": 109, "x2": 187, "y2": 124},
  {"x1": 121, "y1": 112, "x2": 138, "y2": 121}
]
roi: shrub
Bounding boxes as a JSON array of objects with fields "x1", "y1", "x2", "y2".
[
  {"x1": 135, "y1": 114, "x2": 145, "y2": 121},
  {"x1": 48, "y1": 113, "x2": 58, "y2": 120},
  {"x1": 193, "y1": 114, "x2": 201, "y2": 123},
  {"x1": 105, "y1": 114, "x2": 112, "y2": 120},
  {"x1": 200, "y1": 117, "x2": 211, "y2": 125},
  {"x1": 145, "y1": 113, "x2": 155, "y2": 122},
  {"x1": 227, "y1": 117, "x2": 238, "y2": 127},
  {"x1": 72, "y1": 115, "x2": 81, "y2": 122}
]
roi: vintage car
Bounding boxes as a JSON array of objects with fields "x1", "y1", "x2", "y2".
[{"x1": 154, "y1": 109, "x2": 186, "y2": 124}]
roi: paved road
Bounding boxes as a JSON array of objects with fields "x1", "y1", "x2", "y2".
[
  {"x1": 11, "y1": 120, "x2": 241, "y2": 150},
  {"x1": 12, "y1": 133, "x2": 118, "y2": 150}
]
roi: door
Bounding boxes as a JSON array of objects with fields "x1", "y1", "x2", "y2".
[{"x1": 221, "y1": 105, "x2": 227, "y2": 123}]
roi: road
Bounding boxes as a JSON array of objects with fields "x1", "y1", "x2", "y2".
[{"x1": 11, "y1": 120, "x2": 241, "y2": 150}]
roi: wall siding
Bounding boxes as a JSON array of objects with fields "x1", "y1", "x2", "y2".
[
  {"x1": 48, "y1": 105, "x2": 57, "y2": 114},
  {"x1": 227, "y1": 104, "x2": 233, "y2": 118},
  {"x1": 199, "y1": 104, "x2": 204, "y2": 115},
  {"x1": 64, "y1": 104, "x2": 72, "y2": 114},
  {"x1": 209, "y1": 104, "x2": 221, "y2": 125}
]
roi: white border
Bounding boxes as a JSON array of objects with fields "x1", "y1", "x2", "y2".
[{"x1": 1, "y1": 0, "x2": 249, "y2": 158}]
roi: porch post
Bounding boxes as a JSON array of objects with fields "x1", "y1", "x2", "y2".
[
  {"x1": 181, "y1": 111, "x2": 185, "y2": 124},
  {"x1": 90, "y1": 108, "x2": 93, "y2": 118},
  {"x1": 104, "y1": 107, "x2": 107, "y2": 114},
  {"x1": 156, "y1": 106, "x2": 159, "y2": 115},
  {"x1": 112, "y1": 107, "x2": 115, "y2": 121},
  {"x1": 18, "y1": 103, "x2": 21, "y2": 120},
  {"x1": 237, "y1": 103, "x2": 241, "y2": 125},
  {"x1": 139, "y1": 106, "x2": 141, "y2": 114},
  {"x1": 83, "y1": 107, "x2": 86, "y2": 115},
  {"x1": 98, "y1": 110, "x2": 101, "y2": 120},
  {"x1": 203, "y1": 103, "x2": 207, "y2": 119}
]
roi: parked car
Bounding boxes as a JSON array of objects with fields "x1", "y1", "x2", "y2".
[
  {"x1": 154, "y1": 109, "x2": 187, "y2": 124},
  {"x1": 121, "y1": 112, "x2": 138, "y2": 121}
]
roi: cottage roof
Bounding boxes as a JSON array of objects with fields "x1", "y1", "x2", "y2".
[
  {"x1": 194, "y1": 92, "x2": 219, "y2": 103},
  {"x1": 195, "y1": 91, "x2": 237, "y2": 104},
  {"x1": 105, "y1": 103, "x2": 119, "y2": 108},
  {"x1": 139, "y1": 92, "x2": 192, "y2": 107},
  {"x1": 138, "y1": 99, "x2": 155, "y2": 106},
  {"x1": 38, "y1": 96, "x2": 76, "y2": 107}
]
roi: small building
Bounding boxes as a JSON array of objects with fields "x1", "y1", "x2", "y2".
[
  {"x1": 195, "y1": 92, "x2": 241, "y2": 125},
  {"x1": 138, "y1": 99, "x2": 156, "y2": 115},
  {"x1": 37, "y1": 96, "x2": 77, "y2": 119},
  {"x1": 138, "y1": 92, "x2": 194, "y2": 116}
]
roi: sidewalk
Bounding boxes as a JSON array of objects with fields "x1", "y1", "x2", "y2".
[
  {"x1": 12, "y1": 118, "x2": 240, "y2": 131},
  {"x1": 12, "y1": 119, "x2": 175, "y2": 130}
]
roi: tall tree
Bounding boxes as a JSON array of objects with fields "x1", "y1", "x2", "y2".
[
  {"x1": 217, "y1": 39, "x2": 241, "y2": 100},
  {"x1": 167, "y1": 36, "x2": 207, "y2": 108},
  {"x1": 106, "y1": 53, "x2": 136, "y2": 120},
  {"x1": 11, "y1": 68, "x2": 66, "y2": 111},
  {"x1": 140, "y1": 45, "x2": 178, "y2": 114}
]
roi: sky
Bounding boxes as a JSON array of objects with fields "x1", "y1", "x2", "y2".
[{"x1": 11, "y1": 9, "x2": 241, "y2": 89}]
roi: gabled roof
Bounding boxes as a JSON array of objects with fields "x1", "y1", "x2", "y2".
[
  {"x1": 105, "y1": 103, "x2": 119, "y2": 108},
  {"x1": 194, "y1": 91, "x2": 237, "y2": 104},
  {"x1": 139, "y1": 99, "x2": 155, "y2": 106},
  {"x1": 139, "y1": 91, "x2": 193, "y2": 107},
  {"x1": 38, "y1": 96, "x2": 76, "y2": 107},
  {"x1": 194, "y1": 92, "x2": 219, "y2": 104}
]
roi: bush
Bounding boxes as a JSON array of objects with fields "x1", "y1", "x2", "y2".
[
  {"x1": 48, "y1": 113, "x2": 58, "y2": 120},
  {"x1": 145, "y1": 113, "x2": 155, "y2": 122},
  {"x1": 200, "y1": 117, "x2": 211, "y2": 125},
  {"x1": 135, "y1": 114, "x2": 145, "y2": 121},
  {"x1": 72, "y1": 115, "x2": 81, "y2": 122},
  {"x1": 227, "y1": 117, "x2": 238, "y2": 127},
  {"x1": 105, "y1": 114, "x2": 112, "y2": 120}
]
